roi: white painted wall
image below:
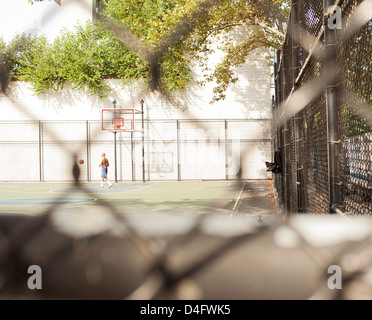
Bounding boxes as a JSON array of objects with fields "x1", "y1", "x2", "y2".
[{"x1": 2, "y1": 47, "x2": 271, "y2": 121}]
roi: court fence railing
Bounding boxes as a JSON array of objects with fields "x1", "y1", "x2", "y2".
[
  {"x1": 272, "y1": 0, "x2": 371, "y2": 215},
  {"x1": 0, "y1": 118, "x2": 272, "y2": 183}
]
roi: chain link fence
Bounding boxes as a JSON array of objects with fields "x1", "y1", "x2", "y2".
[
  {"x1": 0, "y1": 0, "x2": 371, "y2": 300},
  {"x1": 273, "y1": 0, "x2": 371, "y2": 215},
  {"x1": 0, "y1": 118, "x2": 271, "y2": 182}
]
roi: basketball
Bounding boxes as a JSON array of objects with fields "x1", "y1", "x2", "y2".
[{"x1": 79, "y1": 159, "x2": 84, "y2": 164}]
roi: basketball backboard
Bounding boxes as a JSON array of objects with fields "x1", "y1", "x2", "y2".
[{"x1": 101, "y1": 109, "x2": 135, "y2": 132}]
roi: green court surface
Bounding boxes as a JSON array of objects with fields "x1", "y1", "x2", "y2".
[{"x1": 0, "y1": 181, "x2": 241, "y2": 215}]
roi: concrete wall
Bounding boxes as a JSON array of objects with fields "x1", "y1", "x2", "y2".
[{"x1": 2, "y1": 47, "x2": 271, "y2": 121}]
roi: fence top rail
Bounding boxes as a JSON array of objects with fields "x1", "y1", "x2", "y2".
[
  {"x1": 276, "y1": 0, "x2": 348, "y2": 78},
  {"x1": 0, "y1": 118, "x2": 273, "y2": 124},
  {"x1": 276, "y1": 8, "x2": 293, "y2": 72}
]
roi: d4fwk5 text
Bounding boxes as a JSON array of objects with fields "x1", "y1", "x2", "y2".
[
  {"x1": 140, "y1": 304, "x2": 231, "y2": 317},
  {"x1": 185, "y1": 305, "x2": 230, "y2": 315}
]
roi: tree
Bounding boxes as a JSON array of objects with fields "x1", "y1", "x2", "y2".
[
  {"x1": 101, "y1": 0, "x2": 289, "y2": 101},
  {"x1": 16, "y1": 23, "x2": 150, "y2": 98},
  {"x1": 0, "y1": 33, "x2": 35, "y2": 92},
  {"x1": 18, "y1": 0, "x2": 289, "y2": 101}
]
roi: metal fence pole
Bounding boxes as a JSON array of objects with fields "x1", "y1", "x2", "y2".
[
  {"x1": 291, "y1": 0, "x2": 304, "y2": 213},
  {"x1": 140, "y1": 99, "x2": 146, "y2": 183},
  {"x1": 119, "y1": 132, "x2": 122, "y2": 181},
  {"x1": 276, "y1": 49, "x2": 284, "y2": 209},
  {"x1": 86, "y1": 120, "x2": 90, "y2": 182},
  {"x1": 324, "y1": 0, "x2": 341, "y2": 213},
  {"x1": 282, "y1": 46, "x2": 291, "y2": 213},
  {"x1": 225, "y1": 119, "x2": 228, "y2": 180},
  {"x1": 273, "y1": 62, "x2": 278, "y2": 192},
  {"x1": 271, "y1": 95, "x2": 276, "y2": 190},
  {"x1": 273, "y1": 61, "x2": 280, "y2": 199},
  {"x1": 177, "y1": 119, "x2": 181, "y2": 181},
  {"x1": 39, "y1": 120, "x2": 42, "y2": 182},
  {"x1": 114, "y1": 131, "x2": 118, "y2": 183},
  {"x1": 131, "y1": 131, "x2": 135, "y2": 181},
  {"x1": 112, "y1": 100, "x2": 118, "y2": 183}
]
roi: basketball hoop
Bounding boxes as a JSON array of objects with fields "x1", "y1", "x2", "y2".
[{"x1": 101, "y1": 109, "x2": 136, "y2": 132}]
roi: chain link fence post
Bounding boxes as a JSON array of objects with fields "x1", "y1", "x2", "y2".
[
  {"x1": 291, "y1": 0, "x2": 304, "y2": 213},
  {"x1": 282, "y1": 46, "x2": 291, "y2": 213},
  {"x1": 324, "y1": 0, "x2": 341, "y2": 213},
  {"x1": 276, "y1": 49, "x2": 285, "y2": 211}
]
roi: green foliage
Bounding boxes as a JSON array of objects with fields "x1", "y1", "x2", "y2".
[
  {"x1": 17, "y1": 23, "x2": 149, "y2": 97},
  {"x1": 0, "y1": 33, "x2": 35, "y2": 91},
  {"x1": 103, "y1": 0, "x2": 178, "y2": 42},
  {"x1": 17, "y1": 0, "x2": 289, "y2": 100},
  {"x1": 341, "y1": 107, "x2": 371, "y2": 138},
  {"x1": 101, "y1": 0, "x2": 194, "y2": 91},
  {"x1": 181, "y1": 0, "x2": 288, "y2": 102},
  {"x1": 340, "y1": 21, "x2": 372, "y2": 138}
]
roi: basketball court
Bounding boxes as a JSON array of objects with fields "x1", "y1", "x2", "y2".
[
  {"x1": 0, "y1": 101, "x2": 276, "y2": 216},
  {"x1": 0, "y1": 181, "x2": 266, "y2": 215}
]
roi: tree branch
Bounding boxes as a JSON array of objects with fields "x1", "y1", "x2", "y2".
[{"x1": 256, "y1": 21, "x2": 285, "y2": 38}]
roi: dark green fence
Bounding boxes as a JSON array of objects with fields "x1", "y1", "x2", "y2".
[{"x1": 273, "y1": 0, "x2": 371, "y2": 215}]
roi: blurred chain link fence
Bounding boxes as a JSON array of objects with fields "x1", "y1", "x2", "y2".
[
  {"x1": 273, "y1": 0, "x2": 371, "y2": 215},
  {"x1": 0, "y1": 0, "x2": 277, "y2": 300},
  {"x1": 0, "y1": 0, "x2": 371, "y2": 300}
]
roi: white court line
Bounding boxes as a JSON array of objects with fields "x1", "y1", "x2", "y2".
[
  {"x1": 0, "y1": 197, "x2": 97, "y2": 207},
  {"x1": 229, "y1": 183, "x2": 245, "y2": 220},
  {"x1": 49, "y1": 182, "x2": 156, "y2": 194},
  {"x1": 0, "y1": 187, "x2": 56, "y2": 194}
]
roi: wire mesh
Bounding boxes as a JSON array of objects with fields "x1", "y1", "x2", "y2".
[
  {"x1": 0, "y1": 0, "x2": 371, "y2": 301},
  {"x1": 0, "y1": 119, "x2": 270, "y2": 182},
  {"x1": 288, "y1": 116, "x2": 297, "y2": 212},
  {"x1": 297, "y1": 0, "x2": 323, "y2": 38},
  {"x1": 274, "y1": 0, "x2": 371, "y2": 215},
  {"x1": 337, "y1": 0, "x2": 372, "y2": 215}
]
